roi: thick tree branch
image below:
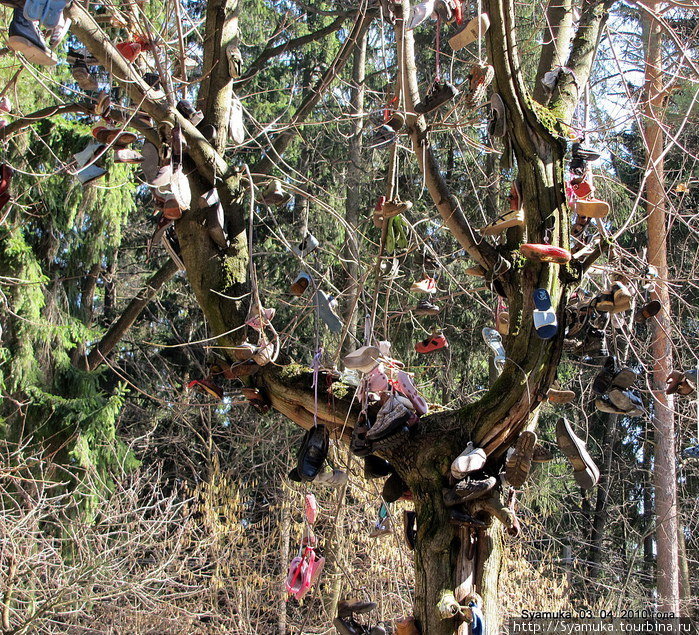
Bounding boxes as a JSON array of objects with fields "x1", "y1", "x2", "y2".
[
  {"x1": 532, "y1": 0, "x2": 575, "y2": 105},
  {"x1": 234, "y1": 14, "x2": 348, "y2": 89},
  {"x1": 550, "y1": 0, "x2": 615, "y2": 122},
  {"x1": 78, "y1": 258, "x2": 180, "y2": 371},
  {"x1": 396, "y1": 11, "x2": 498, "y2": 273}
]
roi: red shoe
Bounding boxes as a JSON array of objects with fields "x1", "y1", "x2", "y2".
[
  {"x1": 415, "y1": 333, "x2": 448, "y2": 353},
  {"x1": 116, "y1": 41, "x2": 142, "y2": 62},
  {"x1": 570, "y1": 180, "x2": 592, "y2": 199},
  {"x1": 520, "y1": 243, "x2": 571, "y2": 264},
  {"x1": 187, "y1": 378, "x2": 223, "y2": 400}
]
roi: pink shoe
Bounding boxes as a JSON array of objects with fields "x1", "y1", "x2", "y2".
[
  {"x1": 293, "y1": 550, "x2": 319, "y2": 601},
  {"x1": 395, "y1": 370, "x2": 428, "y2": 415},
  {"x1": 285, "y1": 555, "x2": 309, "y2": 597},
  {"x1": 365, "y1": 365, "x2": 389, "y2": 393},
  {"x1": 305, "y1": 493, "x2": 318, "y2": 525},
  {"x1": 246, "y1": 306, "x2": 275, "y2": 330}
]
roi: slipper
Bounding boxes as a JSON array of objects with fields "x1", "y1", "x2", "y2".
[
  {"x1": 574, "y1": 197, "x2": 609, "y2": 219},
  {"x1": 505, "y1": 430, "x2": 537, "y2": 487},
  {"x1": 395, "y1": 370, "x2": 428, "y2": 415},
  {"x1": 415, "y1": 333, "x2": 448, "y2": 353},
  {"x1": 451, "y1": 442, "x2": 487, "y2": 479},
  {"x1": 365, "y1": 365, "x2": 389, "y2": 392},
  {"x1": 343, "y1": 345, "x2": 381, "y2": 373},
  {"x1": 555, "y1": 417, "x2": 599, "y2": 489},
  {"x1": 448, "y1": 12, "x2": 490, "y2": 50},
  {"x1": 532, "y1": 289, "x2": 557, "y2": 340},
  {"x1": 315, "y1": 290, "x2": 343, "y2": 333},
  {"x1": 290, "y1": 271, "x2": 312, "y2": 296},
  {"x1": 481, "y1": 327, "x2": 506, "y2": 370},
  {"x1": 520, "y1": 243, "x2": 571, "y2": 264},
  {"x1": 634, "y1": 300, "x2": 661, "y2": 323}
]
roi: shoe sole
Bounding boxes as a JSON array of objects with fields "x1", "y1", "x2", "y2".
[
  {"x1": 555, "y1": 418, "x2": 599, "y2": 489},
  {"x1": 506, "y1": 431, "x2": 536, "y2": 487},
  {"x1": 7, "y1": 36, "x2": 57, "y2": 66},
  {"x1": 480, "y1": 216, "x2": 524, "y2": 235}
]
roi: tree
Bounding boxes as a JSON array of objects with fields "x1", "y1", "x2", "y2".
[{"x1": 1, "y1": 0, "x2": 697, "y2": 632}]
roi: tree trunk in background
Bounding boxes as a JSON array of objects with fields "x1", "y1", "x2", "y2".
[
  {"x1": 341, "y1": 30, "x2": 367, "y2": 356},
  {"x1": 678, "y1": 524, "x2": 690, "y2": 616},
  {"x1": 642, "y1": 3, "x2": 680, "y2": 614}
]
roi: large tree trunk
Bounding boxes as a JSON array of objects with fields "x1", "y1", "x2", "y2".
[{"x1": 642, "y1": 2, "x2": 680, "y2": 614}]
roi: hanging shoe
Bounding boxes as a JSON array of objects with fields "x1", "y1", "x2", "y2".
[
  {"x1": 555, "y1": 417, "x2": 599, "y2": 489},
  {"x1": 445, "y1": 476, "x2": 497, "y2": 504},
  {"x1": 574, "y1": 197, "x2": 609, "y2": 219},
  {"x1": 505, "y1": 430, "x2": 537, "y2": 487},
  {"x1": 343, "y1": 345, "x2": 381, "y2": 373},
  {"x1": 74, "y1": 141, "x2": 105, "y2": 168},
  {"x1": 226, "y1": 42, "x2": 242, "y2": 78},
  {"x1": 519, "y1": 243, "x2": 571, "y2": 264},
  {"x1": 71, "y1": 59, "x2": 99, "y2": 91},
  {"x1": 546, "y1": 387, "x2": 575, "y2": 404},
  {"x1": 77, "y1": 163, "x2": 107, "y2": 185},
  {"x1": 114, "y1": 148, "x2": 143, "y2": 164},
  {"x1": 24, "y1": 0, "x2": 69, "y2": 28},
  {"x1": 116, "y1": 40, "x2": 144, "y2": 62},
  {"x1": 448, "y1": 12, "x2": 490, "y2": 50},
  {"x1": 410, "y1": 276, "x2": 437, "y2": 294},
  {"x1": 229, "y1": 94, "x2": 246, "y2": 144},
  {"x1": 464, "y1": 62, "x2": 494, "y2": 108},
  {"x1": 7, "y1": 8, "x2": 57, "y2": 66},
  {"x1": 314, "y1": 468, "x2": 348, "y2": 487},
  {"x1": 480, "y1": 208, "x2": 524, "y2": 236},
  {"x1": 187, "y1": 378, "x2": 224, "y2": 400},
  {"x1": 338, "y1": 599, "x2": 378, "y2": 619},
  {"x1": 488, "y1": 93, "x2": 507, "y2": 138},
  {"x1": 290, "y1": 271, "x2": 312, "y2": 296},
  {"x1": 176, "y1": 99, "x2": 204, "y2": 126},
  {"x1": 206, "y1": 203, "x2": 228, "y2": 249},
  {"x1": 363, "y1": 455, "x2": 394, "y2": 479},
  {"x1": 634, "y1": 299, "x2": 661, "y2": 323},
  {"x1": 292, "y1": 232, "x2": 319, "y2": 258},
  {"x1": 367, "y1": 396, "x2": 413, "y2": 440},
  {"x1": 681, "y1": 445, "x2": 699, "y2": 460},
  {"x1": 572, "y1": 142, "x2": 601, "y2": 161},
  {"x1": 406, "y1": 0, "x2": 436, "y2": 30},
  {"x1": 92, "y1": 125, "x2": 138, "y2": 147},
  {"x1": 395, "y1": 369, "x2": 428, "y2": 415},
  {"x1": 451, "y1": 441, "x2": 487, "y2": 479},
  {"x1": 414, "y1": 299, "x2": 440, "y2": 316},
  {"x1": 315, "y1": 290, "x2": 343, "y2": 333},
  {"x1": 296, "y1": 425, "x2": 329, "y2": 482},
  {"x1": 415, "y1": 80, "x2": 459, "y2": 115},
  {"x1": 482, "y1": 327, "x2": 506, "y2": 371},
  {"x1": 415, "y1": 332, "x2": 448, "y2": 353},
  {"x1": 532, "y1": 288, "x2": 558, "y2": 340}
]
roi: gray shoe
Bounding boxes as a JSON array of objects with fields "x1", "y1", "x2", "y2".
[
  {"x1": 315, "y1": 290, "x2": 343, "y2": 333},
  {"x1": 482, "y1": 327, "x2": 506, "y2": 372},
  {"x1": 555, "y1": 418, "x2": 599, "y2": 489}
]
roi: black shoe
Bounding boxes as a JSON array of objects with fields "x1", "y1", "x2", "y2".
[
  {"x1": 333, "y1": 616, "x2": 361, "y2": 635},
  {"x1": 449, "y1": 506, "x2": 487, "y2": 527},
  {"x1": 338, "y1": 599, "x2": 377, "y2": 618},
  {"x1": 363, "y1": 455, "x2": 394, "y2": 479},
  {"x1": 7, "y1": 8, "x2": 57, "y2": 66},
  {"x1": 288, "y1": 467, "x2": 302, "y2": 482},
  {"x1": 404, "y1": 510, "x2": 417, "y2": 550},
  {"x1": 176, "y1": 99, "x2": 204, "y2": 126},
  {"x1": 592, "y1": 356, "x2": 617, "y2": 395},
  {"x1": 198, "y1": 123, "x2": 218, "y2": 143},
  {"x1": 382, "y1": 472, "x2": 409, "y2": 503},
  {"x1": 143, "y1": 72, "x2": 161, "y2": 89},
  {"x1": 67, "y1": 47, "x2": 99, "y2": 65},
  {"x1": 568, "y1": 156, "x2": 587, "y2": 175},
  {"x1": 415, "y1": 80, "x2": 459, "y2": 114},
  {"x1": 572, "y1": 142, "x2": 601, "y2": 161},
  {"x1": 296, "y1": 425, "x2": 329, "y2": 482}
]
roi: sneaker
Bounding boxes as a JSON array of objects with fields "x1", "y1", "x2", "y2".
[
  {"x1": 338, "y1": 600, "x2": 378, "y2": 618},
  {"x1": 77, "y1": 164, "x2": 107, "y2": 185},
  {"x1": 520, "y1": 243, "x2": 571, "y2": 264},
  {"x1": 448, "y1": 12, "x2": 490, "y2": 50},
  {"x1": 532, "y1": 288, "x2": 558, "y2": 340},
  {"x1": 505, "y1": 431, "x2": 537, "y2": 487},
  {"x1": 555, "y1": 418, "x2": 600, "y2": 489},
  {"x1": 415, "y1": 333, "x2": 448, "y2": 353},
  {"x1": 488, "y1": 93, "x2": 506, "y2": 138},
  {"x1": 682, "y1": 445, "x2": 699, "y2": 460},
  {"x1": 292, "y1": 232, "x2": 319, "y2": 258},
  {"x1": 24, "y1": 0, "x2": 69, "y2": 28},
  {"x1": 410, "y1": 276, "x2": 437, "y2": 294},
  {"x1": 367, "y1": 396, "x2": 412, "y2": 440},
  {"x1": 572, "y1": 142, "x2": 601, "y2": 161},
  {"x1": 482, "y1": 327, "x2": 506, "y2": 371},
  {"x1": 414, "y1": 299, "x2": 440, "y2": 315},
  {"x1": 290, "y1": 271, "x2": 312, "y2": 296},
  {"x1": 7, "y1": 8, "x2": 57, "y2": 66},
  {"x1": 343, "y1": 345, "x2": 381, "y2": 373},
  {"x1": 414, "y1": 80, "x2": 459, "y2": 115},
  {"x1": 608, "y1": 388, "x2": 644, "y2": 416},
  {"x1": 406, "y1": 0, "x2": 436, "y2": 30},
  {"x1": 451, "y1": 442, "x2": 487, "y2": 479},
  {"x1": 463, "y1": 62, "x2": 494, "y2": 108},
  {"x1": 445, "y1": 476, "x2": 497, "y2": 504}
]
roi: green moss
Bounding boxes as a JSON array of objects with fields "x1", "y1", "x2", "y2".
[
  {"x1": 328, "y1": 381, "x2": 350, "y2": 399},
  {"x1": 526, "y1": 95, "x2": 567, "y2": 139}
]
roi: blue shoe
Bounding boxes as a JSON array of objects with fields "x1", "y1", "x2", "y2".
[
  {"x1": 682, "y1": 445, "x2": 699, "y2": 460},
  {"x1": 8, "y1": 8, "x2": 57, "y2": 66},
  {"x1": 533, "y1": 288, "x2": 557, "y2": 340}
]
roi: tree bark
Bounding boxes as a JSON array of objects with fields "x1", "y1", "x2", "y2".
[{"x1": 642, "y1": 2, "x2": 680, "y2": 614}]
